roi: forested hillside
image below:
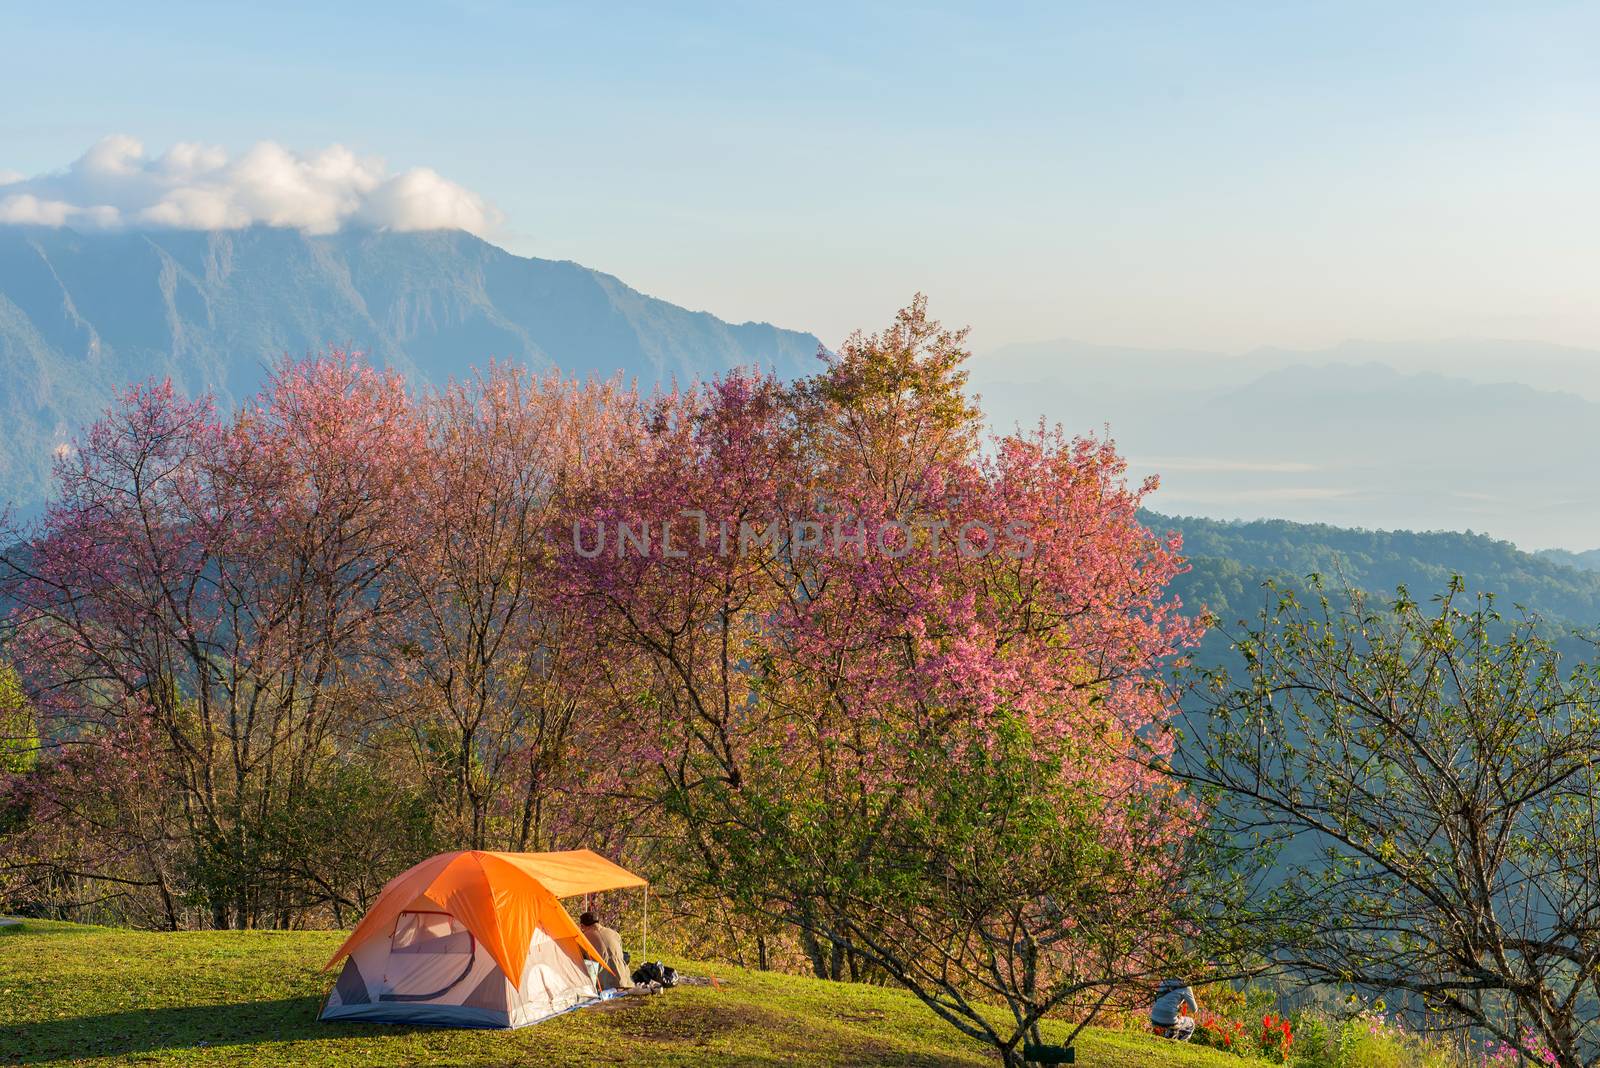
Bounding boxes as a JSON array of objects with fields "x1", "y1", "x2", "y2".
[
  {"x1": 1536, "y1": 546, "x2": 1600, "y2": 572},
  {"x1": 1152, "y1": 511, "x2": 1600, "y2": 632}
]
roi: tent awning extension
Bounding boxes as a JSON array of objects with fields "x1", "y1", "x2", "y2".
[{"x1": 495, "y1": 849, "x2": 647, "y2": 898}]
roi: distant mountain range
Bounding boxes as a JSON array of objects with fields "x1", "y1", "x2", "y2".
[
  {"x1": 972, "y1": 338, "x2": 1600, "y2": 550},
  {"x1": 6, "y1": 223, "x2": 1600, "y2": 556},
  {"x1": 0, "y1": 226, "x2": 820, "y2": 514},
  {"x1": 1155, "y1": 511, "x2": 1600, "y2": 630}
]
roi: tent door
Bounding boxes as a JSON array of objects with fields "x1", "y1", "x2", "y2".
[{"x1": 380, "y1": 911, "x2": 478, "y2": 1002}]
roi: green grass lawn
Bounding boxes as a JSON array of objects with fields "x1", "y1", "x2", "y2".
[{"x1": 0, "y1": 919, "x2": 1250, "y2": 1067}]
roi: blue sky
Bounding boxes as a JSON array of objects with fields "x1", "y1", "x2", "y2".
[{"x1": 7, "y1": 1, "x2": 1600, "y2": 352}]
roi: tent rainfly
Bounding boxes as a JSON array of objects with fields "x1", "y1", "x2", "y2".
[{"x1": 319, "y1": 849, "x2": 648, "y2": 1029}]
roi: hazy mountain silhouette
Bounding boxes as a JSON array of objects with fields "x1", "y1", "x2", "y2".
[
  {"x1": 0, "y1": 226, "x2": 820, "y2": 514},
  {"x1": 974, "y1": 338, "x2": 1600, "y2": 549}
]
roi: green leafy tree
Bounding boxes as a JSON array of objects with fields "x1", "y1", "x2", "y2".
[
  {"x1": 1179, "y1": 579, "x2": 1600, "y2": 1068},
  {"x1": 706, "y1": 713, "x2": 1247, "y2": 1068},
  {"x1": 0, "y1": 660, "x2": 36, "y2": 774}
]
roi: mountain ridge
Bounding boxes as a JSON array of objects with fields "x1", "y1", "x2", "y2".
[{"x1": 0, "y1": 225, "x2": 821, "y2": 514}]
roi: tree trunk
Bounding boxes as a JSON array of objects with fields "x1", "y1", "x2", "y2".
[{"x1": 798, "y1": 925, "x2": 831, "y2": 980}]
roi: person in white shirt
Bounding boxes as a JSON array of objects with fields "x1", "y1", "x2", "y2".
[{"x1": 1151, "y1": 978, "x2": 1199, "y2": 1040}]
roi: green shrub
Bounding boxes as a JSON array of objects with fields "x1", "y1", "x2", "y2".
[
  {"x1": 1292, "y1": 1008, "x2": 1474, "y2": 1068},
  {"x1": 1288, "y1": 1012, "x2": 1333, "y2": 1068},
  {"x1": 1337, "y1": 1029, "x2": 1410, "y2": 1068}
]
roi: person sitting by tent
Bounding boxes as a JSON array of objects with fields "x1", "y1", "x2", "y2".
[
  {"x1": 579, "y1": 911, "x2": 634, "y2": 992},
  {"x1": 1151, "y1": 978, "x2": 1198, "y2": 1040}
]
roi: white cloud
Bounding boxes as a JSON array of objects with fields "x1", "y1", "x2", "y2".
[
  {"x1": 0, "y1": 135, "x2": 502, "y2": 237},
  {"x1": 0, "y1": 194, "x2": 81, "y2": 226}
]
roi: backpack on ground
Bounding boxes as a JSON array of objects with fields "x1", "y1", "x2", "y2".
[{"x1": 631, "y1": 960, "x2": 678, "y2": 987}]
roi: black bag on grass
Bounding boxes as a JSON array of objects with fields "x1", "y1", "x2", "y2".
[{"x1": 631, "y1": 961, "x2": 678, "y2": 987}]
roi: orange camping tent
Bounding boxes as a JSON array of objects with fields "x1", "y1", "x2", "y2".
[
  {"x1": 326, "y1": 849, "x2": 646, "y2": 986},
  {"x1": 319, "y1": 850, "x2": 647, "y2": 1028}
]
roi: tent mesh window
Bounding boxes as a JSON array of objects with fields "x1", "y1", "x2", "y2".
[{"x1": 391, "y1": 911, "x2": 472, "y2": 955}]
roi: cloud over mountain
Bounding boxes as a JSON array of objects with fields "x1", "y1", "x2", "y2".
[{"x1": 0, "y1": 135, "x2": 501, "y2": 236}]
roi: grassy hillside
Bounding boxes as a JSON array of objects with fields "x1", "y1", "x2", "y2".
[{"x1": 0, "y1": 919, "x2": 1243, "y2": 1068}]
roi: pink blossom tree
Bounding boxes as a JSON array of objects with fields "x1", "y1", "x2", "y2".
[
  {"x1": 391, "y1": 365, "x2": 638, "y2": 851},
  {"x1": 557, "y1": 299, "x2": 1211, "y2": 1065},
  {"x1": 0, "y1": 354, "x2": 432, "y2": 927}
]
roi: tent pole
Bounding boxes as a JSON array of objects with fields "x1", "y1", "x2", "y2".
[{"x1": 642, "y1": 884, "x2": 649, "y2": 962}]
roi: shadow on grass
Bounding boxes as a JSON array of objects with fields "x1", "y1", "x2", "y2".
[
  {"x1": 0, "y1": 997, "x2": 436, "y2": 1063},
  {"x1": 0, "y1": 998, "x2": 875, "y2": 1068}
]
